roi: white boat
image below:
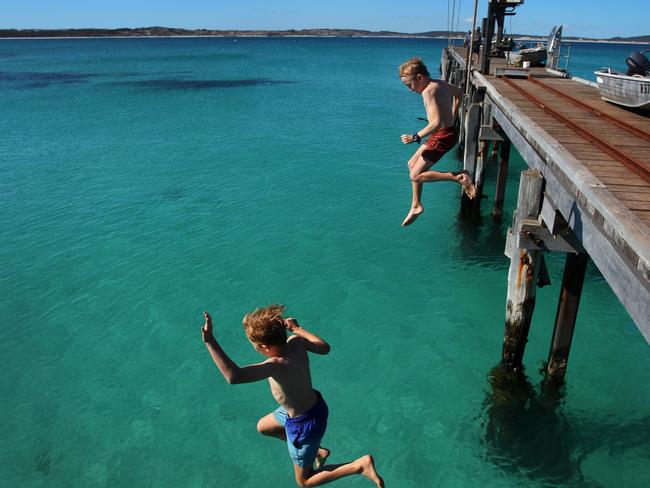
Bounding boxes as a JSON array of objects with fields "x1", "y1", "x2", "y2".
[
  {"x1": 506, "y1": 25, "x2": 562, "y2": 68},
  {"x1": 594, "y1": 50, "x2": 650, "y2": 110},
  {"x1": 507, "y1": 45, "x2": 547, "y2": 67}
]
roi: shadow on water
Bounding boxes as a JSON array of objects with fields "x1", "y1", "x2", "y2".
[
  {"x1": 481, "y1": 365, "x2": 650, "y2": 487},
  {"x1": 0, "y1": 71, "x2": 94, "y2": 89},
  {"x1": 109, "y1": 79, "x2": 295, "y2": 91}
]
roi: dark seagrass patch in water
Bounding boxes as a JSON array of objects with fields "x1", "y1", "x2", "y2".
[
  {"x1": 160, "y1": 187, "x2": 186, "y2": 201},
  {"x1": 0, "y1": 70, "x2": 94, "y2": 88},
  {"x1": 110, "y1": 78, "x2": 294, "y2": 90}
]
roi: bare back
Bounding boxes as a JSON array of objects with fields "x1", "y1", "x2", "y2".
[
  {"x1": 268, "y1": 336, "x2": 317, "y2": 417},
  {"x1": 422, "y1": 79, "x2": 461, "y2": 131}
]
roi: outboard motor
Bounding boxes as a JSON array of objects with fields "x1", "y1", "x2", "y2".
[{"x1": 626, "y1": 50, "x2": 650, "y2": 76}]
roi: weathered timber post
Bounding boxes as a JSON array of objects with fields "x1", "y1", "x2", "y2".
[
  {"x1": 502, "y1": 169, "x2": 545, "y2": 372},
  {"x1": 458, "y1": 68, "x2": 467, "y2": 90},
  {"x1": 451, "y1": 67, "x2": 459, "y2": 86},
  {"x1": 468, "y1": 97, "x2": 495, "y2": 215},
  {"x1": 491, "y1": 140, "x2": 501, "y2": 161},
  {"x1": 461, "y1": 102, "x2": 482, "y2": 214},
  {"x1": 441, "y1": 49, "x2": 450, "y2": 80},
  {"x1": 479, "y1": 141, "x2": 489, "y2": 163},
  {"x1": 463, "y1": 43, "x2": 472, "y2": 90},
  {"x1": 480, "y1": 101, "x2": 493, "y2": 164},
  {"x1": 545, "y1": 252, "x2": 589, "y2": 379},
  {"x1": 472, "y1": 139, "x2": 487, "y2": 216},
  {"x1": 458, "y1": 100, "x2": 466, "y2": 151},
  {"x1": 492, "y1": 137, "x2": 511, "y2": 219}
]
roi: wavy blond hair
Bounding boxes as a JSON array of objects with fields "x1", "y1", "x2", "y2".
[
  {"x1": 242, "y1": 304, "x2": 287, "y2": 346},
  {"x1": 399, "y1": 57, "x2": 430, "y2": 78}
]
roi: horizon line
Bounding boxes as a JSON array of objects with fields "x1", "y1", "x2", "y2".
[{"x1": 0, "y1": 26, "x2": 649, "y2": 41}]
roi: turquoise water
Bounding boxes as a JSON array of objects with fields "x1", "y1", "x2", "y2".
[
  {"x1": 1, "y1": 37, "x2": 648, "y2": 487},
  {"x1": 560, "y1": 41, "x2": 650, "y2": 81}
]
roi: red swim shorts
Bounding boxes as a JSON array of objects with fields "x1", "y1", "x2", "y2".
[{"x1": 422, "y1": 127, "x2": 458, "y2": 163}]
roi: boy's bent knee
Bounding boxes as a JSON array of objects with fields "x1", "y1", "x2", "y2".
[
  {"x1": 294, "y1": 472, "x2": 309, "y2": 487},
  {"x1": 295, "y1": 473, "x2": 313, "y2": 487},
  {"x1": 293, "y1": 465, "x2": 313, "y2": 487},
  {"x1": 256, "y1": 418, "x2": 273, "y2": 435}
]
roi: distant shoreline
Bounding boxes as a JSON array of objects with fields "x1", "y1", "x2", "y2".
[
  {"x1": 0, "y1": 28, "x2": 648, "y2": 44},
  {"x1": 1, "y1": 35, "x2": 648, "y2": 45}
]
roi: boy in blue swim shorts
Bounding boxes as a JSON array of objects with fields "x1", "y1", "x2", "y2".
[{"x1": 201, "y1": 306, "x2": 384, "y2": 487}]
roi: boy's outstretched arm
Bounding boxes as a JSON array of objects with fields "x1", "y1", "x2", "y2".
[
  {"x1": 284, "y1": 318, "x2": 331, "y2": 355},
  {"x1": 201, "y1": 312, "x2": 279, "y2": 384}
]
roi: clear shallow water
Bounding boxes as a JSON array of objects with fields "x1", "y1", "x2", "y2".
[{"x1": 1, "y1": 37, "x2": 648, "y2": 487}]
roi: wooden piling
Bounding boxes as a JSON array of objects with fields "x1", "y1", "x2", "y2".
[
  {"x1": 461, "y1": 102, "x2": 482, "y2": 214},
  {"x1": 502, "y1": 169, "x2": 544, "y2": 372},
  {"x1": 546, "y1": 253, "x2": 589, "y2": 379},
  {"x1": 479, "y1": 141, "x2": 489, "y2": 162},
  {"x1": 472, "y1": 141, "x2": 487, "y2": 216},
  {"x1": 479, "y1": 102, "x2": 492, "y2": 167},
  {"x1": 492, "y1": 138, "x2": 511, "y2": 219},
  {"x1": 491, "y1": 140, "x2": 501, "y2": 160}
]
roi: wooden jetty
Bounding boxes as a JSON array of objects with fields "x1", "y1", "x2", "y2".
[{"x1": 441, "y1": 43, "x2": 650, "y2": 379}]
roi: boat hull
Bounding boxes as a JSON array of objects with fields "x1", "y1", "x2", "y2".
[
  {"x1": 507, "y1": 47, "x2": 547, "y2": 67},
  {"x1": 594, "y1": 70, "x2": 650, "y2": 109}
]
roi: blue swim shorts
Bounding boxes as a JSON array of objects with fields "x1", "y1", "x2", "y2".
[{"x1": 272, "y1": 390, "x2": 329, "y2": 467}]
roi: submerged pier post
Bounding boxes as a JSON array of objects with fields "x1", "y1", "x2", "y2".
[
  {"x1": 461, "y1": 102, "x2": 482, "y2": 214},
  {"x1": 492, "y1": 137, "x2": 511, "y2": 219},
  {"x1": 491, "y1": 140, "x2": 501, "y2": 161},
  {"x1": 471, "y1": 100, "x2": 498, "y2": 215},
  {"x1": 545, "y1": 252, "x2": 589, "y2": 379},
  {"x1": 479, "y1": 141, "x2": 489, "y2": 163},
  {"x1": 502, "y1": 169, "x2": 544, "y2": 372}
]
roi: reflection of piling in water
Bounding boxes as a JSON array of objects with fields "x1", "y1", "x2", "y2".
[
  {"x1": 483, "y1": 365, "x2": 581, "y2": 486},
  {"x1": 483, "y1": 364, "x2": 650, "y2": 486}
]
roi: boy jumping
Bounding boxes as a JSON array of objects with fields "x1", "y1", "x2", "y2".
[
  {"x1": 201, "y1": 306, "x2": 384, "y2": 487},
  {"x1": 399, "y1": 56, "x2": 476, "y2": 227}
]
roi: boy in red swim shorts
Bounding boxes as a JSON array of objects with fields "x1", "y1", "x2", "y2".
[{"x1": 399, "y1": 57, "x2": 476, "y2": 227}]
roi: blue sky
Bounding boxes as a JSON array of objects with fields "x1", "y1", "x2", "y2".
[{"x1": 1, "y1": 1, "x2": 647, "y2": 39}]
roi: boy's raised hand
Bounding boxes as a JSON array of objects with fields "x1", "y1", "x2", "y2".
[
  {"x1": 284, "y1": 317, "x2": 299, "y2": 332},
  {"x1": 202, "y1": 311, "x2": 214, "y2": 343}
]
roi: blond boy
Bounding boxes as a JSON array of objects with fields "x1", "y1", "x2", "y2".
[
  {"x1": 399, "y1": 56, "x2": 476, "y2": 227},
  {"x1": 201, "y1": 306, "x2": 384, "y2": 487}
]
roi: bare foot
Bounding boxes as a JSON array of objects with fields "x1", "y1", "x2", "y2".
[
  {"x1": 457, "y1": 171, "x2": 477, "y2": 199},
  {"x1": 359, "y1": 455, "x2": 384, "y2": 488},
  {"x1": 315, "y1": 447, "x2": 330, "y2": 470},
  {"x1": 401, "y1": 205, "x2": 424, "y2": 227}
]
